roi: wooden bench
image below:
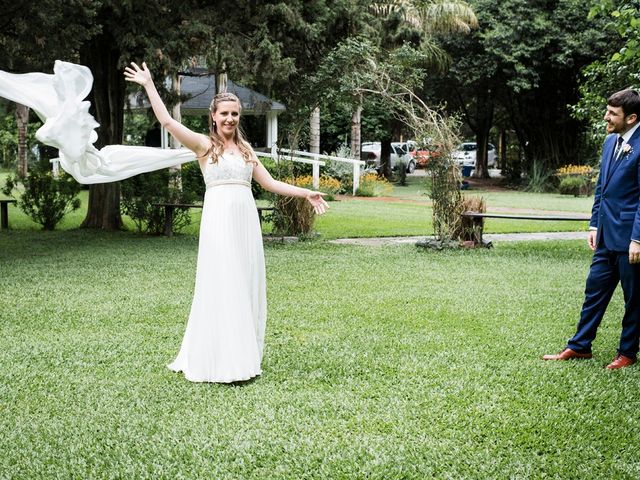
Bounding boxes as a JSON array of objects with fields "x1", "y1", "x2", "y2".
[
  {"x1": 154, "y1": 203, "x2": 275, "y2": 237},
  {"x1": 0, "y1": 199, "x2": 17, "y2": 230},
  {"x1": 461, "y1": 211, "x2": 591, "y2": 243}
]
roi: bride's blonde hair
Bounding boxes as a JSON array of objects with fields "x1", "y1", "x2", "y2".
[{"x1": 205, "y1": 92, "x2": 256, "y2": 164}]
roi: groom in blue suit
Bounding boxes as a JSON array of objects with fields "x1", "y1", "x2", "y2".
[{"x1": 544, "y1": 89, "x2": 640, "y2": 369}]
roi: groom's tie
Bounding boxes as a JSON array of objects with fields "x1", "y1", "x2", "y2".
[
  {"x1": 613, "y1": 135, "x2": 624, "y2": 160},
  {"x1": 607, "y1": 135, "x2": 625, "y2": 182}
]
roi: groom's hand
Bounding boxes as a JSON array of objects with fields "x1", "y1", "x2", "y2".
[
  {"x1": 630, "y1": 241, "x2": 640, "y2": 264},
  {"x1": 587, "y1": 230, "x2": 597, "y2": 251}
]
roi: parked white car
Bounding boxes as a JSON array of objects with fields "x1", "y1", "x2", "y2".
[
  {"x1": 452, "y1": 142, "x2": 497, "y2": 168},
  {"x1": 361, "y1": 141, "x2": 416, "y2": 173}
]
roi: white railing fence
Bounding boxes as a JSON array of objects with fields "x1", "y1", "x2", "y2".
[{"x1": 256, "y1": 147, "x2": 365, "y2": 195}]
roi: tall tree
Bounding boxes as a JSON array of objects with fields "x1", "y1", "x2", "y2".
[
  {"x1": 573, "y1": 0, "x2": 639, "y2": 147},
  {"x1": 0, "y1": 0, "x2": 98, "y2": 177},
  {"x1": 77, "y1": 1, "x2": 218, "y2": 229},
  {"x1": 431, "y1": 0, "x2": 611, "y2": 181}
]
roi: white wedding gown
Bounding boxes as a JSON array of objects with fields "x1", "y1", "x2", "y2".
[
  {"x1": 0, "y1": 61, "x2": 267, "y2": 383},
  {"x1": 168, "y1": 153, "x2": 267, "y2": 383}
]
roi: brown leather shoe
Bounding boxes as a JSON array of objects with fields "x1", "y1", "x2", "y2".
[
  {"x1": 542, "y1": 348, "x2": 593, "y2": 360},
  {"x1": 605, "y1": 354, "x2": 637, "y2": 369}
]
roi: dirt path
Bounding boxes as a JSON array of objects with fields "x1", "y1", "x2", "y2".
[{"x1": 330, "y1": 231, "x2": 588, "y2": 246}]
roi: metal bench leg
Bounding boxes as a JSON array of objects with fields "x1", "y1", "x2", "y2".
[
  {"x1": 164, "y1": 206, "x2": 174, "y2": 237},
  {"x1": 1, "y1": 203, "x2": 8, "y2": 230}
]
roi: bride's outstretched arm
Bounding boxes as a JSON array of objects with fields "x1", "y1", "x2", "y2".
[
  {"x1": 124, "y1": 62, "x2": 210, "y2": 157},
  {"x1": 252, "y1": 159, "x2": 329, "y2": 215}
]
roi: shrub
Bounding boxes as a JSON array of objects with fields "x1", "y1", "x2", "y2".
[
  {"x1": 325, "y1": 144, "x2": 358, "y2": 192},
  {"x1": 2, "y1": 169, "x2": 81, "y2": 230},
  {"x1": 272, "y1": 195, "x2": 315, "y2": 237},
  {"x1": 426, "y1": 153, "x2": 463, "y2": 242},
  {"x1": 121, "y1": 167, "x2": 200, "y2": 235},
  {"x1": 525, "y1": 160, "x2": 555, "y2": 192},
  {"x1": 394, "y1": 159, "x2": 407, "y2": 185},
  {"x1": 284, "y1": 175, "x2": 341, "y2": 201},
  {"x1": 559, "y1": 176, "x2": 591, "y2": 196},
  {"x1": 556, "y1": 164, "x2": 597, "y2": 196},
  {"x1": 271, "y1": 175, "x2": 320, "y2": 237},
  {"x1": 355, "y1": 173, "x2": 392, "y2": 197},
  {"x1": 252, "y1": 156, "x2": 279, "y2": 200},
  {"x1": 180, "y1": 161, "x2": 206, "y2": 201}
]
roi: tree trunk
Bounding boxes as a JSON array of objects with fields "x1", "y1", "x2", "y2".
[
  {"x1": 309, "y1": 107, "x2": 320, "y2": 154},
  {"x1": 79, "y1": 32, "x2": 125, "y2": 230},
  {"x1": 15, "y1": 103, "x2": 29, "y2": 176},
  {"x1": 350, "y1": 97, "x2": 362, "y2": 159},
  {"x1": 499, "y1": 128, "x2": 507, "y2": 170},
  {"x1": 472, "y1": 86, "x2": 493, "y2": 179},
  {"x1": 380, "y1": 137, "x2": 392, "y2": 179}
]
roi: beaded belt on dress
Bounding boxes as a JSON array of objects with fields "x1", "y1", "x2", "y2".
[{"x1": 206, "y1": 180, "x2": 251, "y2": 189}]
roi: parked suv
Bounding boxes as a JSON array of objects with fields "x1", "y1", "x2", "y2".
[
  {"x1": 361, "y1": 141, "x2": 416, "y2": 173},
  {"x1": 452, "y1": 142, "x2": 497, "y2": 168}
]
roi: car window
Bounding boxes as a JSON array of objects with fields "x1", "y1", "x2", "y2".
[{"x1": 459, "y1": 143, "x2": 476, "y2": 152}]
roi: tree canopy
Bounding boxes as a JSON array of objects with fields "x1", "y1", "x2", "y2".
[{"x1": 427, "y1": 0, "x2": 612, "y2": 182}]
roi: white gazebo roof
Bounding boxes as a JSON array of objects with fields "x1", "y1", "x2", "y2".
[
  {"x1": 178, "y1": 70, "x2": 286, "y2": 116},
  {"x1": 128, "y1": 70, "x2": 285, "y2": 117}
]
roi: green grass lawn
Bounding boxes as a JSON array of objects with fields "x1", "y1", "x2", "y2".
[
  {"x1": 1, "y1": 171, "x2": 595, "y2": 238},
  {"x1": 1, "y1": 230, "x2": 639, "y2": 478}
]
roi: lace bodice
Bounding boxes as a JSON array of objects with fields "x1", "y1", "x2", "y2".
[{"x1": 202, "y1": 152, "x2": 254, "y2": 188}]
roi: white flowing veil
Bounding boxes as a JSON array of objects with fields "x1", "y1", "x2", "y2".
[{"x1": 0, "y1": 60, "x2": 195, "y2": 184}]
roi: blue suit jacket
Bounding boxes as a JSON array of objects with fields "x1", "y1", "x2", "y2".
[{"x1": 590, "y1": 128, "x2": 640, "y2": 251}]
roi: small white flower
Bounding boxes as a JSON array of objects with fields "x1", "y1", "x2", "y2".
[{"x1": 623, "y1": 144, "x2": 633, "y2": 155}]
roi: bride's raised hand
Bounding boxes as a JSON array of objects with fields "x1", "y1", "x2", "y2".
[
  {"x1": 124, "y1": 62, "x2": 152, "y2": 87},
  {"x1": 306, "y1": 191, "x2": 329, "y2": 215}
]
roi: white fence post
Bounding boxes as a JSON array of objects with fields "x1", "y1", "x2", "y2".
[
  {"x1": 352, "y1": 163, "x2": 360, "y2": 195},
  {"x1": 312, "y1": 162, "x2": 320, "y2": 190}
]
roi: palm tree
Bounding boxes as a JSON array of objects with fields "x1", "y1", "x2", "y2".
[{"x1": 372, "y1": 0, "x2": 477, "y2": 36}]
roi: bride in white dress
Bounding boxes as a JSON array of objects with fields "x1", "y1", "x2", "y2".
[{"x1": 124, "y1": 62, "x2": 328, "y2": 383}]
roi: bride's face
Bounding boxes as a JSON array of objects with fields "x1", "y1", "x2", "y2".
[{"x1": 212, "y1": 101, "x2": 240, "y2": 138}]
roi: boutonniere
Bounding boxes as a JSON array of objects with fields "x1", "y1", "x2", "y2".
[{"x1": 623, "y1": 144, "x2": 633, "y2": 156}]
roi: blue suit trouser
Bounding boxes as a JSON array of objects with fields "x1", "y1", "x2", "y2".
[{"x1": 567, "y1": 246, "x2": 640, "y2": 358}]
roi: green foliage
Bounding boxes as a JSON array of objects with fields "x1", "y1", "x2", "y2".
[
  {"x1": 180, "y1": 161, "x2": 206, "y2": 201},
  {"x1": 573, "y1": 0, "x2": 640, "y2": 146},
  {"x1": 559, "y1": 175, "x2": 593, "y2": 196},
  {"x1": 426, "y1": 153, "x2": 463, "y2": 240},
  {"x1": 325, "y1": 144, "x2": 360, "y2": 192},
  {"x1": 251, "y1": 157, "x2": 279, "y2": 200},
  {"x1": 433, "y1": 0, "x2": 612, "y2": 175},
  {"x1": 120, "y1": 167, "x2": 200, "y2": 235},
  {"x1": 394, "y1": 158, "x2": 408, "y2": 185},
  {"x1": 0, "y1": 112, "x2": 18, "y2": 169},
  {"x1": 0, "y1": 110, "x2": 42, "y2": 169},
  {"x1": 355, "y1": 173, "x2": 393, "y2": 197},
  {"x1": 525, "y1": 159, "x2": 556, "y2": 193},
  {"x1": 0, "y1": 0, "x2": 99, "y2": 71},
  {"x1": 2, "y1": 170, "x2": 81, "y2": 230},
  {"x1": 123, "y1": 113, "x2": 155, "y2": 146}
]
